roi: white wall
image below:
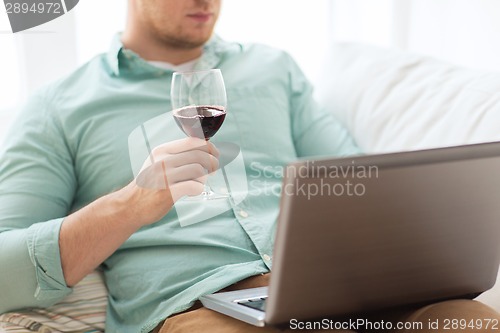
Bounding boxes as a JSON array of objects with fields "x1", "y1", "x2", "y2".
[
  {"x1": 406, "y1": 0, "x2": 500, "y2": 72},
  {"x1": 75, "y1": 0, "x2": 126, "y2": 65},
  {"x1": 330, "y1": 0, "x2": 500, "y2": 73},
  {"x1": 0, "y1": 10, "x2": 22, "y2": 111},
  {"x1": 330, "y1": 0, "x2": 395, "y2": 48},
  {"x1": 1, "y1": 10, "x2": 79, "y2": 103},
  {"x1": 0, "y1": 12, "x2": 78, "y2": 145},
  {"x1": 17, "y1": 13, "x2": 78, "y2": 96}
]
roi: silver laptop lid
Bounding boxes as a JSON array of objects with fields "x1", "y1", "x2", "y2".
[{"x1": 266, "y1": 142, "x2": 500, "y2": 325}]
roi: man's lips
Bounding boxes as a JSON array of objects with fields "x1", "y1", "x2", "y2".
[{"x1": 187, "y1": 13, "x2": 213, "y2": 23}]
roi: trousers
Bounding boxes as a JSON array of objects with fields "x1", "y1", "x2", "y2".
[{"x1": 154, "y1": 274, "x2": 500, "y2": 333}]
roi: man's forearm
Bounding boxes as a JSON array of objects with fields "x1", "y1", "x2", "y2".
[
  {"x1": 59, "y1": 139, "x2": 219, "y2": 286},
  {"x1": 60, "y1": 183, "x2": 156, "y2": 286}
]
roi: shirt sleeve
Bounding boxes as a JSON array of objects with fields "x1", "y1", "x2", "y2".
[
  {"x1": 286, "y1": 54, "x2": 363, "y2": 158},
  {"x1": 0, "y1": 89, "x2": 76, "y2": 313}
]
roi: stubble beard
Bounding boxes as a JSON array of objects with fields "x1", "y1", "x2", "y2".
[
  {"x1": 147, "y1": 18, "x2": 215, "y2": 51},
  {"x1": 157, "y1": 33, "x2": 210, "y2": 50}
]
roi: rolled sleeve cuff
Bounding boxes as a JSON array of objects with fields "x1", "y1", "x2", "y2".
[{"x1": 26, "y1": 218, "x2": 73, "y2": 302}]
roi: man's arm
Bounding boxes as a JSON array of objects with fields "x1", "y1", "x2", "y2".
[
  {"x1": 0, "y1": 92, "x2": 76, "y2": 312},
  {"x1": 0, "y1": 91, "x2": 218, "y2": 312},
  {"x1": 60, "y1": 138, "x2": 219, "y2": 286},
  {"x1": 59, "y1": 185, "x2": 146, "y2": 287},
  {"x1": 285, "y1": 54, "x2": 362, "y2": 158}
]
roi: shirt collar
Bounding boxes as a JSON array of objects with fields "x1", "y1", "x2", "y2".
[{"x1": 105, "y1": 33, "x2": 242, "y2": 77}]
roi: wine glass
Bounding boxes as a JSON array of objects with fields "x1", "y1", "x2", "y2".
[{"x1": 171, "y1": 68, "x2": 228, "y2": 200}]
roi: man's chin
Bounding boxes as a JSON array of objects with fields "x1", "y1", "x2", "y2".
[{"x1": 163, "y1": 34, "x2": 213, "y2": 50}]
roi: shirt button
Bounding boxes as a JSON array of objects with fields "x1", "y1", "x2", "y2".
[
  {"x1": 263, "y1": 254, "x2": 272, "y2": 262},
  {"x1": 239, "y1": 210, "x2": 249, "y2": 218}
]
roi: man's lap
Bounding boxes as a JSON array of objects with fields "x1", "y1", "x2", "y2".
[
  {"x1": 157, "y1": 306, "x2": 356, "y2": 333},
  {"x1": 156, "y1": 300, "x2": 500, "y2": 333},
  {"x1": 154, "y1": 274, "x2": 500, "y2": 333}
]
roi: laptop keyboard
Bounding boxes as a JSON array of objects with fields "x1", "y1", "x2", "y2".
[{"x1": 237, "y1": 297, "x2": 268, "y2": 312}]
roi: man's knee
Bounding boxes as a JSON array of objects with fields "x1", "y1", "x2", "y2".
[
  {"x1": 396, "y1": 299, "x2": 500, "y2": 332},
  {"x1": 408, "y1": 300, "x2": 500, "y2": 321}
]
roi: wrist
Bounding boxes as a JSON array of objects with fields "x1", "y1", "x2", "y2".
[{"x1": 112, "y1": 181, "x2": 174, "y2": 228}]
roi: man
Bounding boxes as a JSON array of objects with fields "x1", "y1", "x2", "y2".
[{"x1": 0, "y1": 0, "x2": 499, "y2": 332}]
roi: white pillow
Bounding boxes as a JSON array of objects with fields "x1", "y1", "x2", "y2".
[{"x1": 316, "y1": 43, "x2": 500, "y2": 153}]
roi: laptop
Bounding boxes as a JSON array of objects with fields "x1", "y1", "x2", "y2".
[{"x1": 199, "y1": 142, "x2": 500, "y2": 327}]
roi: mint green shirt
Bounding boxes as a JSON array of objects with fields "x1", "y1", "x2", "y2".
[{"x1": 0, "y1": 35, "x2": 360, "y2": 333}]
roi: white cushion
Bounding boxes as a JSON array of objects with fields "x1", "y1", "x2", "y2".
[{"x1": 316, "y1": 43, "x2": 500, "y2": 154}]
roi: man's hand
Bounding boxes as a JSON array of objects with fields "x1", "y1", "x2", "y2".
[
  {"x1": 124, "y1": 137, "x2": 220, "y2": 226},
  {"x1": 60, "y1": 137, "x2": 219, "y2": 286},
  {"x1": 137, "y1": 137, "x2": 219, "y2": 198}
]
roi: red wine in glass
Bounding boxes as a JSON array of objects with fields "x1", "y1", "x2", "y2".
[
  {"x1": 173, "y1": 105, "x2": 226, "y2": 140},
  {"x1": 171, "y1": 68, "x2": 228, "y2": 200}
]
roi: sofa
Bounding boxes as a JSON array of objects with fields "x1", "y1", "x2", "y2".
[{"x1": 2, "y1": 43, "x2": 500, "y2": 332}]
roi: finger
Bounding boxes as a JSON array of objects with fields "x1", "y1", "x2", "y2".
[
  {"x1": 205, "y1": 140, "x2": 220, "y2": 158},
  {"x1": 152, "y1": 138, "x2": 220, "y2": 157},
  {"x1": 170, "y1": 181, "x2": 205, "y2": 202},
  {"x1": 167, "y1": 163, "x2": 209, "y2": 185},
  {"x1": 163, "y1": 150, "x2": 219, "y2": 173},
  {"x1": 136, "y1": 159, "x2": 213, "y2": 190}
]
